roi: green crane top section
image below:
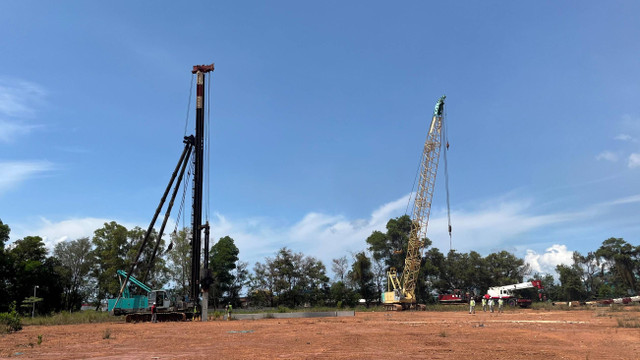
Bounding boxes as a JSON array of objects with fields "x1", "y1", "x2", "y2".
[
  {"x1": 434, "y1": 95, "x2": 446, "y2": 116},
  {"x1": 117, "y1": 269, "x2": 152, "y2": 295}
]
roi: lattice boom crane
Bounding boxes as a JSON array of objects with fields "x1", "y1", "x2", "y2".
[{"x1": 383, "y1": 95, "x2": 446, "y2": 311}]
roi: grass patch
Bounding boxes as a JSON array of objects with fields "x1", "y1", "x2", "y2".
[
  {"x1": 37, "y1": 334, "x2": 43, "y2": 345},
  {"x1": 103, "y1": 328, "x2": 111, "y2": 339},
  {"x1": 616, "y1": 315, "x2": 640, "y2": 328},
  {"x1": 22, "y1": 311, "x2": 123, "y2": 326}
]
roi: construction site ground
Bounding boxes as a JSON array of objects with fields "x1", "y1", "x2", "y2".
[{"x1": 2, "y1": 307, "x2": 640, "y2": 359}]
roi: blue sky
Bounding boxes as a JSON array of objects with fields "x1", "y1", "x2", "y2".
[{"x1": 1, "y1": 1, "x2": 639, "y2": 278}]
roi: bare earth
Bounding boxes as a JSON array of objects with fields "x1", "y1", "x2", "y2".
[{"x1": 2, "y1": 308, "x2": 639, "y2": 359}]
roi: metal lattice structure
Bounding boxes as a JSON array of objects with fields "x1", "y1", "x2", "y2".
[{"x1": 400, "y1": 95, "x2": 445, "y2": 302}]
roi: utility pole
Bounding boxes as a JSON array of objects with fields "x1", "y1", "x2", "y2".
[
  {"x1": 32, "y1": 285, "x2": 39, "y2": 318},
  {"x1": 191, "y1": 63, "x2": 214, "y2": 321}
]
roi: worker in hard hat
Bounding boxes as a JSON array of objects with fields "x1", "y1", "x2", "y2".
[
  {"x1": 151, "y1": 302, "x2": 157, "y2": 323},
  {"x1": 469, "y1": 297, "x2": 476, "y2": 314},
  {"x1": 481, "y1": 296, "x2": 487, "y2": 312},
  {"x1": 488, "y1": 298, "x2": 495, "y2": 313},
  {"x1": 498, "y1": 297, "x2": 504, "y2": 313}
]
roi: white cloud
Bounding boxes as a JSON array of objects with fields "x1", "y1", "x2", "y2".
[
  {"x1": 524, "y1": 244, "x2": 574, "y2": 275},
  {"x1": 628, "y1": 153, "x2": 640, "y2": 169},
  {"x1": 0, "y1": 161, "x2": 55, "y2": 194},
  {"x1": 204, "y1": 193, "x2": 588, "y2": 275},
  {"x1": 596, "y1": 151, "x2": 619, "y2": 162},
  {"x1": 0, "y1": 78, "x2": 46, "y2": 143},
  {"x1": 0, "y1": 120, "x2": 40, "y2": 143},
  {"x1": 602, "y1": 194, "x2": 640, "y2": 207},
  {"x1": 10, "y1": 217, "x2": 139, "y2": 251},
  {"x1": 615, "y1": 134, "x2": 636, "y2": 142},
  {"x1": 208, "y1": 195, "x2": 410, "y2": 268},
  {"x1": 0, "y1": 79, "x2": 45, "y2": 117}
]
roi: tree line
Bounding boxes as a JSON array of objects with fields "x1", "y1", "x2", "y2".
[{"x1": 1, "y1": 216, "x2": 638, "y2": 314}]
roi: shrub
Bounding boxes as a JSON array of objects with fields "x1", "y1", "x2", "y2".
[{"x1": 0, "y1": 302, "x2": 22, "y2": 334}]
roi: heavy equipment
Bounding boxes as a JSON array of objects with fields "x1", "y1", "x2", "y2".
[
  {"x1": 484, "y1": 280, "x2": 543, "y2": 308},
  {"x1": 109, "y1": 63, "x2": 215, "y2": 321},
  {"x1": 438, "y1": 289, "x2": 472, "y2": 304},
  {"x1": 108, "y1": 270, "x2": 190, "y2": 322},
  {"x1": 382, "y1": 95, "x2": 447, "y2": 311}
]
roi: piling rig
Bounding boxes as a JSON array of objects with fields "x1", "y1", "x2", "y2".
[{"x1": 109, "y1": 64, "x2": 215, "y2": 322}]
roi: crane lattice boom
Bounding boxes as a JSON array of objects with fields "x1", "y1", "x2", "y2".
[
  {"x1": 401, "y1": 95, "x2": 445, "y2": 300},
  {"x1": 383, "y1": 95, "x2": 446, "y2": 311}
]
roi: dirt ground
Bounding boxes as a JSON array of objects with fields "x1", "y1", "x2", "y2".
[{"x1": 2, "y1": 308, "x2": 640, "y2": 359}]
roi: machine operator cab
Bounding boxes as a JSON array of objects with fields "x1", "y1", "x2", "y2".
[{"x1": 148, "y1": 290, "x2": 171, "y2": 311}]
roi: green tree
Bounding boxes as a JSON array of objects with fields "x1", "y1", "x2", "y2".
[
  {"x1": 331, "y1": 256, "x2": 349, "y2": 282},
  {"x1": 329, "y1": 281, "x2": 358, "y2": 307},
  {"x1": 0, "y1": 220, "x2": 11, "y2": 312},
  {"x1": 91, "y1": 222, "x2": 131, "y2": 303},
  {"x1": 572, "y1": 251, "x2": 601, "y2": 300},
  {"x1": 54, "y1": 237, "x2": 95, "y2": 311},
  {"x1": 249, "y1": 260, "x2": 276, "y2": 307},
  {"x1": 366, "y1": 215, "x2": 412, "y2": 275},
  {"x1": 484, "y1": 250, "x2": 529, "y2": 286},
  {"x1": 228, "y1": 261, "x2": 249, "y2": 308},
  {"x1": 595, "y1": 237, "x2": 639, "y2": 295},
  {"x1": 8, "y1": 236, "x2": 63, "y2": 314},
  {"x1": 126, "y1": 226, "x2": 168, "y2": 290},
  {"x1": 250, "y1": 248, "x2": 329, "y2": 308},
  {"x1": 556, "y1": 264, "x2": 585, "y2": 301},
  {"x1": 349, "y1": 252, "x2": 376, "y2": 307},
  {"x1": 166, "y1": 228, "x2": 191, "y2": 296},
  {"x1": 209, "y1": 236, "x2": 239, "y2": 308}
]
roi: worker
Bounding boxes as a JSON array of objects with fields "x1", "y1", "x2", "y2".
[
  {"x1": 482, "y1": 297, "x2": 487, "y2": 312},
  {"x1": 498, "y1": 297, "x2": 504, "y2": 313},
  {"x1": 151, "y1": 302, "x2": 157, "y2": 323},
  {"x1": 469, "y1": 297, "x2": 476, "y2": 314},
  {"x1": 488, "y1": 298, "x2": 495, "y2": 313},
  {"x1": 226, "y1": 303, "x2": 233, "y2": 321},
  {"x1": 193, "y1": 304, "x2": 199, "y2": 321}
]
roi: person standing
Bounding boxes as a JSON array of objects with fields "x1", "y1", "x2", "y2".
[
  {"x1": 482, "y1": 297, "x2": 487, "y2": 312},
  {"x1": 469, "y1": 297, "x2": 476, "y2": 314},
  {"x1": 488, "y1": 298, "x2": 495, "y2": 313},
  {"x1": 151, "y1": 302, "x2": 157, "y2": 323},
  {"x1": 498, "y1": 298, "x2": 504, "y2": 313},
  {"x1": 226, "y1": 303, "x2": 233, "y2": 321}
]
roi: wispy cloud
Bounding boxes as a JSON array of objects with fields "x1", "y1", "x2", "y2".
[
  {"x1": 0, "y1": 78, "x2": 46, "y2": 143},
  {"x1": 596, "y1": 150, "x2": 619, "y2": 162},
  {"x1": 524, "y1": 244, "x2": 574, "y2": 275},
  {"x1": 602, "y1": 194, "x2": 640, "y2": 207},
  {"x1": 10, "y1": 191, "x2": 638, "y2": 277},
  {"x1": 206, "y1": 194, "x2": 588, "y2": 272},
  {"x1": 0, "y1": 161, "x2": 55, "y2": 194},
  {"x1": 615, "y1": 134, "x2": 637, "y2": 143},
  {"x1": 628, "y1": 153, "x2": 640, "y2": 169},
  {"x1": 0, "y1": 120, "x2": 41, "y2": 143}
]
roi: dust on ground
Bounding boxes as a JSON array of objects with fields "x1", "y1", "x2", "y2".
[{"x1": 2, "y1": 308, "x2": 639, "y2": 359}]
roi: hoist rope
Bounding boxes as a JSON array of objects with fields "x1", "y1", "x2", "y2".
[
  {"x1": 205, "y1": 72, "x2": 212, "y2": 222},
  {"x1": 405, "y1": 135, "x2": 424, "y2": 216},
  {"x1": 442, "y1": 105, "x2": 452, "y2": 252},
  {"x1": 183, "y1": 75, "x2": 195, "y2": 138},
  {"x1": 173, "y1": 158, "x2": 194, "y2": 237}
]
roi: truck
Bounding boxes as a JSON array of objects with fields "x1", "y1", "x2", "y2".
[{"x1": 485, "y1": 280, "x2": 544, "y2": 308}]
